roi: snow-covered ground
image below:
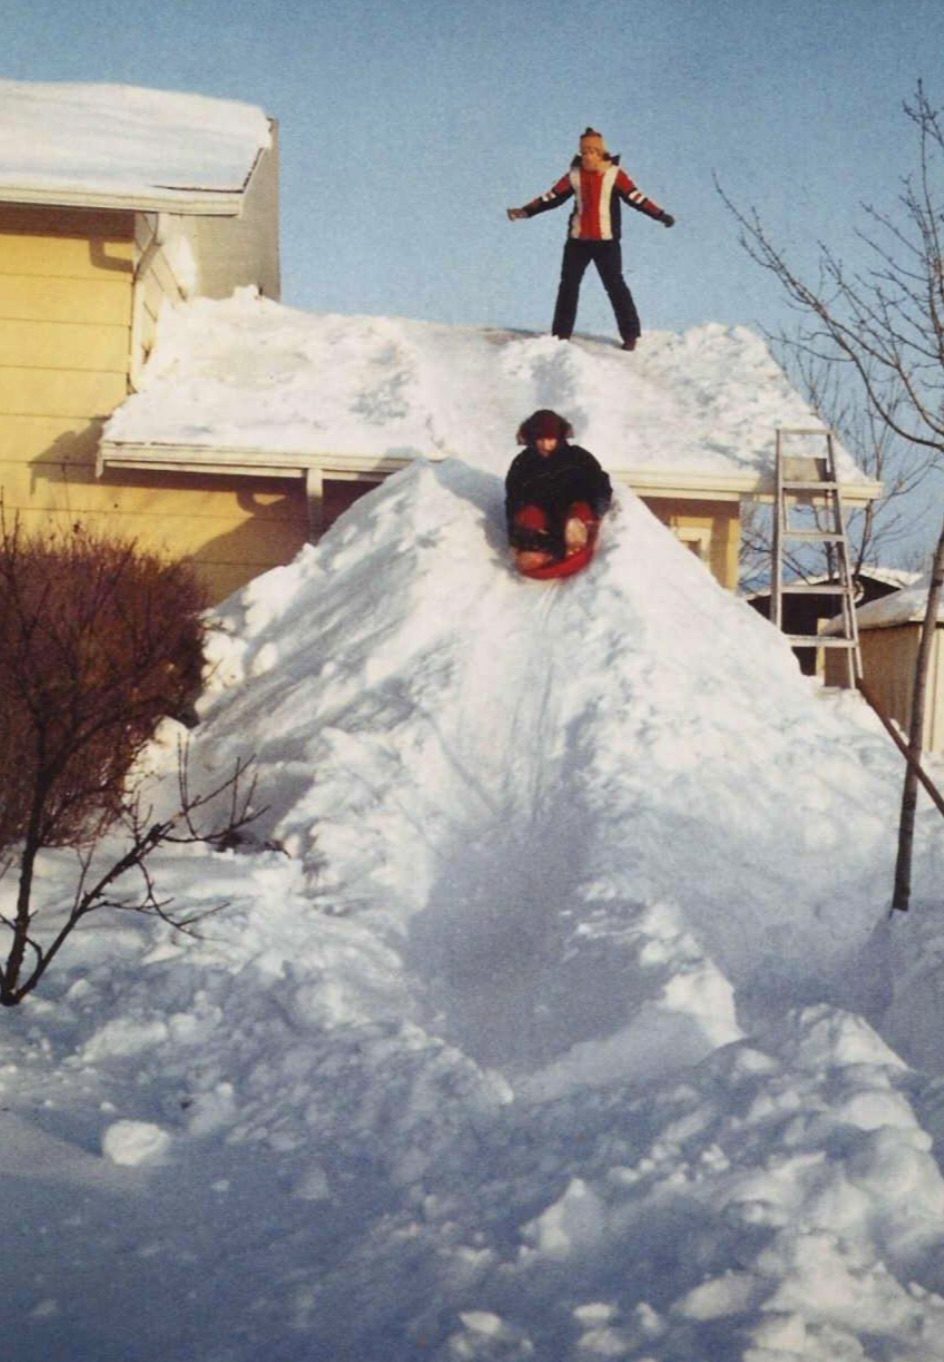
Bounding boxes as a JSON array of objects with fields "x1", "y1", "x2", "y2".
[{"x1": 4, "y1": 321, "x2": 944, "y2": 1361}]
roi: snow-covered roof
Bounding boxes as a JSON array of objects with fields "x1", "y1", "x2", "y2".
[
  {"x1": 852, "y1": 574, "x2": 941, "y2": 629},
  {"x1": 748, "y1": 564, "x2": 920, "y2": 602},
  {"x1": 100, "y1": 291, "x2": 881, "y2": 498},
  {"x1": 0, "y1": 80, "x2": 271, "y2": 215},
  {"x1": 855, "y1": 564, "x2": 922, "y2": 591}
]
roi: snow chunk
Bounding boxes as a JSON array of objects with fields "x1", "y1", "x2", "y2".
[
  {"x1": 101, "y1": 1120, "x2": 172, "y2": 1167},
  {"x1": 522, "y1": 1178, "x2": 607, "y2": 1260},
  {"x1": 82, "y1": 1017, "x2": 169, "y2": 1061}
]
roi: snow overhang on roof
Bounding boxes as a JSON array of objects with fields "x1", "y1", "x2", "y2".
[
  {"x1": 95, "y1": 296, "x2": 885, "y2": 502},
  {"x1": 0, "y1": 80, "x2": 271, "y2": 216},
  {"x1": 842, "y1": 579, "x2": 940, "y2": 631}
]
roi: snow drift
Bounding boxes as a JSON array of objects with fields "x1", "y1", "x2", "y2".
[{"x1": 4, "y1": 335, "x2": 944, "y2": 1361}]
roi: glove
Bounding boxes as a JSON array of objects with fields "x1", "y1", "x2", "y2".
[
  {"x1": 661, "y1": 213, "x2": 675, "y2": 228},
  {"x1": 507, "y1": 207, "x2": 527, "y2": 221}
]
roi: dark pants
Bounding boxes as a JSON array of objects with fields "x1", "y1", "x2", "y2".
[{"x1": 551, "y1": 239, "x2": 641, "y2": 343}]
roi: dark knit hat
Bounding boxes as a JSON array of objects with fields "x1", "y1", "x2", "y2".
[{"x1": 516, "y1": 409, "x2": 573, "y2": 444}]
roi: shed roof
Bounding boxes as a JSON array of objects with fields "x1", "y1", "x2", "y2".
[
  {"x1": 748, "y1": 565, "x2": 919, "y2": 604},
  {"x1": 99, "y1": 292, "x2": 882, "y2": 502},
  {"x1": 0, "y1": 80, "x2": 271, "y2": 215},
  {"x1": 852, "y1": 575, "x2": 943, "y2": 630}
]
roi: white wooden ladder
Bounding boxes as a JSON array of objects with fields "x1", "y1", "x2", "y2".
[{"x1": 771, "y1": 428, "x2": 862, "y2": 687}]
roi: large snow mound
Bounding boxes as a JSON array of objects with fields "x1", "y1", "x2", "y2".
[
  {"x1": 5, "y1": 411, "x2": 944, "y2": 1360},
  {"x1": 202, "y1": 461, "x2": 897, "y2": 1017}
]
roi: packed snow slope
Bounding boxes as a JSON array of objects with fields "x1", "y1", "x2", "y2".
[
  {"x1": 203, "y1": 462, "x2": 897, "y2": 1028},
  {"x1": 6, "y1": 454, "x2": 944, "y2": 1361}
]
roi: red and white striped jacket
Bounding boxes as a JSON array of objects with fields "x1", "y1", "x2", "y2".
[{"x1": 524, "y1": 158, "x2": 666, "y2": 241}]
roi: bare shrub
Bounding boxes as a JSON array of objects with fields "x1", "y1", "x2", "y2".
[{"x1": 0, "y1": 515, "x2": 258, "y2": 1004}]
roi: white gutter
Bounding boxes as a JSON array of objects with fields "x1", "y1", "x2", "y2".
[
  {"x1": 0, "y1": 184, "x2": 244, "y2": 216},
  {"x1": 621, "y1": 467, "x2": 882, "y2": 506},
  {"x1": 96, "y1": 442, "x2": 413, "y2": 480},
  {"x1": 95, "y1": 439, "x2": 884, "y2": 506}
]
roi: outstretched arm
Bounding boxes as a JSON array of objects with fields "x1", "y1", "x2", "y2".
[
  {"x1": 616, "y1": 169, "x2": 675, "y2": 226},
  {"x1": 507, "y1": 174, "x2": 573, "y2": 222}
]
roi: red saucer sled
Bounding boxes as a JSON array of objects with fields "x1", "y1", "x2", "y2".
[{"x1": 511, "y1": 502, "x2": 600, "y2": 580}]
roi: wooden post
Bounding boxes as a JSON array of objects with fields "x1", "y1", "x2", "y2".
[{"x1": 305, "y1": 467, "x2": 324, "y2": 542}]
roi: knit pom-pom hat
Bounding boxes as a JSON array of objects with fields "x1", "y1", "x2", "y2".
[
  {"x1": 579, "y1": 127, "x2": 607, "y2": 155},
  {"x1": 516, "y1": 409, "x2": 574, "y2": 444}
]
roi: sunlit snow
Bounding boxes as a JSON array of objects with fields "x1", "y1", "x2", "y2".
[
  {"x1": 0, "y1": 80, "x2": 270, "y2": 201},
  {"x1": 104, "y1": 290, "x2": 874, "y2": 489},
  {"x1": 3, "y1": 314, "x2": 944, "y2": 1362}
]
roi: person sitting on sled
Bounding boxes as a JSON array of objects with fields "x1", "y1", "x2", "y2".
[
  {"x1": 505, "y1": 409, "x2": 613, "y2": 574},
  {"x1": 507, "y1": 127, "x2": 674, "y2": 352}
]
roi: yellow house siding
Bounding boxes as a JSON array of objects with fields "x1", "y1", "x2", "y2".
[
  {"x1": 0, "y1": 368, "x2": 129, "y2": 418},
  {"x1": 644, "y1": 496, "x2": 741, "y2": 589},
  {"x1": 0, "y1": 198, "x2": 292, "y2": 605},
  {"x1": 0, "y1": 204, "x2": 133, "y2": 558},
  {"x1": 0, "y1": 414, "x2": 102, "y2": 466},
  {"x1": 3, "y1": 274, "x2": 133, "y2": 324},
  {"x1": 0, "y1": 204, "x2": 135, "y2": 272},
  {"x1": 0, "y1": 206, "x2": 134, "y2": 438},
  {"x1": 10, "y1": 462, "x2": 309, "y2": 602},
  {"x1": 0, "y1": 208, "x2": 133, "y2": 514},
  {"x1": 0, "y1": 318, "x2": 130, "y2": 372}
]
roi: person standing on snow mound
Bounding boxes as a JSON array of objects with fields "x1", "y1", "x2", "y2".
[
  {"x1": 505, "y1": 410, "x2": 613, "y2": 574},
  {"x1": 507, "y1": 127, "x2": 675, "y2": 352}
]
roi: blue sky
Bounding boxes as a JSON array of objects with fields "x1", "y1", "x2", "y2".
[{"x1": 2, "y1": 0, "x2": 943, "y2": 346}]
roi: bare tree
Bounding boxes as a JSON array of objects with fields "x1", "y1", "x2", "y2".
[
  {"x1": 0, "y1": 515, "x2": 261, "y2": 1003},
  {"x1": 721, "y1": 83, "x2": 944, "y2": 911}
]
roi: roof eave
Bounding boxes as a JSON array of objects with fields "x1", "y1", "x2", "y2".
[
  {"x1": 96, "y1": 442, "x2": 414, "y2": 480},
  {"x1": 95, "y1": 442, "x2": 886, "y2": 504},
  {"x1": 617, "y1": 467, "x2": 884, "y2": 506},
  {"x1": 0, "y1": 184, "x2": 244, "y2": 216}
]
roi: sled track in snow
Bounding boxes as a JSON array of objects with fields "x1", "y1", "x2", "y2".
[{"x1": 403, "y1": 564, "x2": 636, "y2": 1075}]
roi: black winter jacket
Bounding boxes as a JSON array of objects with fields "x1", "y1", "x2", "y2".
[{"x1": 505, "y1": 442, "x2": 612, "y2": 554}]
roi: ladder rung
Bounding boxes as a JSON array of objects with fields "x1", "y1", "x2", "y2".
[
  {"x1": 782, "y1": 481, "x2": 840, "y2": 493},
  {"x1": 786, "y1": 635, "x2": 858, "y2": 648},
  {"x1": 780, "y1": 583, "x2": 850, "y2": 595},
  {"x1": 774, "y1": 432, "x2": 861, "y2": 682},
  {"x1": 782, "y1": 529, "x2": 844, "y2": 541}
]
